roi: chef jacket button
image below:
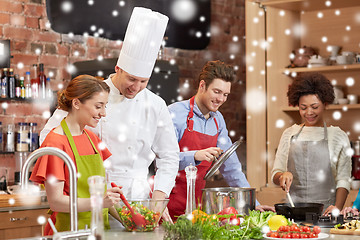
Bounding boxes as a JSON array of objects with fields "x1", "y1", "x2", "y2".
[{"x1": 128, "y1": 146, "x2": 131, "y2": 150}]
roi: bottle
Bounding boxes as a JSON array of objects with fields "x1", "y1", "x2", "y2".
[
  {"x1": 46, "y1": 77, "x2": 52, "y2": 100},
  {"x1": 8, "y1": 68, "x2": 15, "y2": 99},
  {"x1": 38, "y1": 63, "x2": 46, "y2": 99},
  {"x1": 28, "y1": 122, "x2": 39, "y2": 151},
  {"x1": 88, "y1": 176, "x2": 105, "y2": 240},
  {"x1": 20, "y1": 77, "x2": 25, "y2": 99},
  {"x1": 0, "y1": 122, "x2": 3, "y2": 152},
  {"x1": 16, "y1": 122, "x2": 29, "y2": 152},
  {"x1": 15, "y1": 74, "x2": 21, "y2": 98},
  {"x1": 30, "y1": 64, "x2": 39, "y2": 99},
  {"x1": 4, "y1": 123, "x2": 15, "y2": 152},
  {"x1": 1, "y1": 68, "x2": 9, "y2": 98},
  {"x1": 25, "y1": 71, "x2": 32, "y2": 99},
  {"x1": 185, "y1": 163, "x2": 197, "y2": 215}
]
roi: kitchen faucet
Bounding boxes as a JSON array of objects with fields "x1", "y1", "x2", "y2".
[{"x1": 21, "y1": 147, "x2": 78, "y2": 232}]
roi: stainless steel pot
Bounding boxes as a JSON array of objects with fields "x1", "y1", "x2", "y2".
[{"x1": 201, "y1": 187, "x2": 256, "y2": 215}]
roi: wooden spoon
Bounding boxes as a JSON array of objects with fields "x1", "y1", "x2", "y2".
[
  {"x1": 111, "y1": 182, "x2": 146, "y2": 227},
  {"x1": 285, "y1": 183, "x2": 295, "y2": 208}
]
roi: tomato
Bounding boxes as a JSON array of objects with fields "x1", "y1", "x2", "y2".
[
  {"x1": 301, "y1": 226, "x2": 311, "y2": 233},
  {"x1": 292, "y1": 233, "x2": 301, "y2": 238},
  {"x1": 300, "y1": 233, "x2": 309, "y2": 238},
  {"x1": 267, "y1": 232, "x2": 272, "y2": 237},
  {"x1": 290, "y1": 224, "x2": 300, "y2": 232},
  {"x1": 309, "y1": 232, "x2": 318, "y2": 238},
  {"x1": 283, "y1": 225, "x2": 291, "y2": 232},
  {"x1": 217, "y1": 207, "x2": 238, "y2": 215},
  {"x1": 282, "y1": 233, "x2": 292, "y2": 238},
  {"x1": 270, "y1": 232, "x2": 280, "y2": 238},
  {"x1": 312, "y1": 226, "x2": 321, "y2": 234},
  {"x1": 278, "y1": 226, "x2": 285, "y2": 232}
]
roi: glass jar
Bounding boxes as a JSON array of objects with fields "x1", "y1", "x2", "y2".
[
  {"x1": 28, "y1": 122, "x2": 39, "y2": 151},
  {"x1": 4, "y1": 123, "x2": 15, "y2": 152},
  {"x1": 88, "y1": 175, "x2": 105, "y2": 239},
  {"x1": 16, "y1": 122, "x2": 29, "y2": 152}
]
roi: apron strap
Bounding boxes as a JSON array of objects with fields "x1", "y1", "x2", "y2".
[
  {"x1": 83, "y1": 129, "x2": 99, "y2": 154},
  {"x1": 187, "y1": 96, "x2": 219, "y2": 132},
  {"x1": 61, "y1": 119, "x2": 99, "y2": 159},
  {"x1": 61, "y1": 119, "x2": 81, "y2": 159},
  {"x1": 294, "y1": 122, "x2": 328, "y2": 140},
  {"x1": 186, "y1": 96, "x2": 196, "y2": 131}
]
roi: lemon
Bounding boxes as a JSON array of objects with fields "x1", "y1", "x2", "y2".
[{"x1": 268, "y1": 215, "x2": 288, "y2": 231}]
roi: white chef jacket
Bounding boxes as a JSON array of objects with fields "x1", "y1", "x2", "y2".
[{"x1": 40, "y1": 76, "x2": 180, "y2": 199}]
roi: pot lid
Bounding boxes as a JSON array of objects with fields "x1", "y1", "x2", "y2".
[{"x1": 203, "y1": 138, "x2": 244, "y2": 180}]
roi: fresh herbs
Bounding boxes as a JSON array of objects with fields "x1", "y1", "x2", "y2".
[{"x1": 163, "y1": 210, "x2": 272, "y2": 240}]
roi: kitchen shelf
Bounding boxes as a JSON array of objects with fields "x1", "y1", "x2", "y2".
[
  {"x1": 283, "y1": 64, "x2": 360, "y2": 73},
  {"x1": 255, "y1": 0, "x2": 360, "y2": 11},
  {"x1": 282, "y1": 103, "x2": 360, "y2": 112}
]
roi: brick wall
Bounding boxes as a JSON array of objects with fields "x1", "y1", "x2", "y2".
[{"x1": 0, "y1": 0, "x2": 246, "y2": 181}]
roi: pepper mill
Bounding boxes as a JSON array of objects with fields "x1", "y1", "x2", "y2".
[{"x1": 185, "y1": 163, "x2": 198, "y2": 215}]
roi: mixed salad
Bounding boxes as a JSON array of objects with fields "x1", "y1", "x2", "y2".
[{"x1": 116, "y1": 202, "x2": 161, "y2": 232}]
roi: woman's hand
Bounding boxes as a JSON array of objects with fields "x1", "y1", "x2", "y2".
[
  {"x1": 103, "y1": 185, "x2": 123, "y2": 208},
  {"x1": 279, "y1": 172, "x2": 293, "y2": 192},
  {"x1": 341, "y1": 207, "x2": 359, "y2": 216},
  {"x1": 323, "y1": 205, "x2": 339, "y2": 216},
  {"x1": 194, "y1": 147, "x2": 222, "y2": 162}
]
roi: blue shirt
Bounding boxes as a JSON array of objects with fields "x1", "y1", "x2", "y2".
[
  {"x1": 353, "y1": 190, "x2": 360, "y2": 210},
  {"x1": 168, "y1": 99, "x2": 252, "y2": 189}
]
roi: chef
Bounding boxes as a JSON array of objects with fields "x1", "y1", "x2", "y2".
[
  {"x1": 167, "y1": 60, "x2": 274, "y2": 221},
  {"x1": 271, "y1": 73, "x2": 351, "y2": 215},
  {"x1": 40, "y1": 7, "x2": 179, "y2": 223}
]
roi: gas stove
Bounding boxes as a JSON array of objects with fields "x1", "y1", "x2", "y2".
[
  {"x1": 301, "y1": 213, "x2": 360, "y2": 228},
  {"x1": 301, "y1": 213, "x2": 344, "y2": 228}
]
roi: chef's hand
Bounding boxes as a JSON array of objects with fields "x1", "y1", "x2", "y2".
[
  {"x1": 194, "y1": 147, "x2": 222, "y2": 162},
  {"x1": 323, "y1": 205, "x2": 339, "y2": 216},
  {"x1": 103, "y1": 185, "x2": 123, "y2": 208},
  {"x1": 256, "y1": 205, "x2": 275, "y2": 212},
  {"x1": 279, "y1": 172, "x2": 293, "y2": 192},
  {"x1": 152, "y1": 190, "x2": 174, "y2": 224},
  {"x1": 341, "y1": 207, "x2": 359, "y2": 216}
]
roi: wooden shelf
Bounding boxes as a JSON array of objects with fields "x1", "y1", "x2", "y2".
[
  {"x1": 254, "y1": 0, "x2": 360, "y2": 11},
  {"x1": 283, "y1": 64, "x2": 360, "y2": 73},
  {"x1": 282, "y1": 103, "x2": 360, "y2": 112}
]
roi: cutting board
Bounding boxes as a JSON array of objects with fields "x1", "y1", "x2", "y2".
[
  {"x1": 330, "y1": 228, "x2": 360, "y2": 235},
  {"x1": 0, "y1": 194, "x2": 41, "y2": 208}
]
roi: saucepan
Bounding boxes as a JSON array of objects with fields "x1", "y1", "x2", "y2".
[
  {"x1": 274, "y1": 202, "x2": 324, "y2": 221},
  {"x1": 201, "y1": 187, "x2": 256, "y2": 215}
]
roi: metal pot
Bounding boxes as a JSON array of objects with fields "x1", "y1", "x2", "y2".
[
  {"x1": 275, "y1": 203, "x2": 324, "y2": 221},
  {"x1": 201, "y1": 187, "x2": 256, "y2": 215}
]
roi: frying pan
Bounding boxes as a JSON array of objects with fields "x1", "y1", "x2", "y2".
[{"x1": 275, "y1": 202, "x2": 324, "y2": 221}]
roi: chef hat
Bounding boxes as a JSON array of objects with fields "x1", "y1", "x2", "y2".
[{"x1": 117, "y1": 7, "x2": 169, "y2": 78}]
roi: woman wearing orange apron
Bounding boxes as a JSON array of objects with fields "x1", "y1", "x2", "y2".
[{"x1": 30, "y1": 75, "x2": 122, "y2": 235}]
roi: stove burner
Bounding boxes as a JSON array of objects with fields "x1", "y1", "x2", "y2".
[{"x1": 303, "y1": 213, "x2": 344, "y2": 228}]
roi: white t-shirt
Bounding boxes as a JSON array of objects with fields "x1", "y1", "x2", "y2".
[{"x1": 271, "y1": 124, "x2": 352, "y2": 191}]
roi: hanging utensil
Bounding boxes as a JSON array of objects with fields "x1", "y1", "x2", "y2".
[
  {"x1": 111, "y1": 182, "x2": 146, "y2": 227},
  {"x1": 204, "y1": 138, "x2": 243, "y2": 180}
]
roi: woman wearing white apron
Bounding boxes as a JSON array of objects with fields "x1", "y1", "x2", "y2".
[{"x1": 271, "y1": 73, "x2": 352, "y2": 215}]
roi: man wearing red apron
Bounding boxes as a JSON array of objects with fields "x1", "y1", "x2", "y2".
[{"x1": 168, "y1": 61, "x2": 274, "y2": 221}]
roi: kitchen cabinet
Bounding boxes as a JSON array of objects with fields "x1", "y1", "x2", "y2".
[
  {"x1": 246, "y1": 0, "x2": 360, "y2": 189},
  {"x1": 0, "y1": 208, "x2": 48, "y2": 239}
]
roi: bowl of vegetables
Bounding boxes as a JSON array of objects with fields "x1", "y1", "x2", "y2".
[{"x1": 116, "y1": 199, "x2": 169, "y2": 232}]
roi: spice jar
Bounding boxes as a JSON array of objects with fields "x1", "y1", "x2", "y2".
[
  {"x1": 16, "y1": 122, "x2": 29, "y2": 152},
  {"x1": 28, "y1": 122, "x2": 39, "y2": 151},
  {"x1": 4, "y1": 123, "x2": 15, "y2": 152}
]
